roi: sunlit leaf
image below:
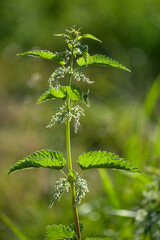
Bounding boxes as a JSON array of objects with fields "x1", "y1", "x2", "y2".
[
  {"x1": 77, "y1": 54, "x2": 131, "y2": 72},
  {"x1": 37, "y1": 87, "x2": 67, "y2": 104},
  {"x1": 54, "y1": 33, "x2": 69, "y2": 39},
  {"x1": 68, "y1": 86, "x2": 89, "y2": 103},
  {"x1": 77, "y1": 151, "x2": 142, "y2": 173},
  {"x1": 38, "y1": 86, "x2": 88, "y2": 104},
  {"x1": 78, "y1": 34, "x2": 102, "y2": 43},
  {"x1": 8, "y1": 150, "x2": 66, "y2": 174},
  {"x1": 67, "y1": 86, "x2": 82, "y2": 102},
  {"x1": 45, "y1": 224, "x2": 75, "y2": 240},
  {"x1": 86, "y1": 238, "x2": 108, "y2": 240},
  {"x1": 17, "y1": 50, "x2": 66, "y2": 65}
]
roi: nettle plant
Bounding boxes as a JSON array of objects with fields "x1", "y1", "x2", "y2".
[{"x1": 9, "y1": 26, "x2": 141, "y2": 240}]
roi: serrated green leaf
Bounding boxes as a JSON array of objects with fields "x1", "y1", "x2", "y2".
[
  {"x1": 77, "y1": 151, "x2": 142, "y2": 173},
  {"x1": 38, "y1": 86, "x2": 87, "y2": 104},
  {"x1": 68, "y1": 86, "x2": 89, "y2": 103},
  {"x1": 45, "y1": 224, "x2": 75, "y2": 240},
  {"x1": 86, "y1": 238, "x2": 108, "y2": 240},
  {"x1": 78, "y1": 34, "x2": 102, "y2": 43},
  {"x1": 69, "y1": 222, "x2": 84, "y2": 233},
  {"x1": 37, "y1": 87, "x2": 67, "y2": 104},
  {"x1": 77, "y1": 54, "x2": 131, "y2": 72},
  {"x1": 67, "y1": 86, "x2": 82, "y2": 102},
  {"x1": 8, "y1": 150, "x2": 66, "y2": 174},
  {"x1": 17, "y1": 50, "x2": 66, "y2": 65},
  {"x1": 67, "y1": 86, "x2": 89, "y2": 104}
]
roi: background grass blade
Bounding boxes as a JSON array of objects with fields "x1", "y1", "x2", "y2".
[
  {"x1": 0, "y1": 213, "x2": 29, "y2": 240},
  {"x1": 144, "y1": 74, "x2": 160, "y2": 116},
  {"x1": 98, "y1": 169, "x2": 120, "y2": 209}
]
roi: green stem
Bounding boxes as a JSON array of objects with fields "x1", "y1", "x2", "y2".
[
  {"x1": 66, "y1": 47, "x2": 81, "y2": 239},
  {"x1": 70, "y1": 182, "x2": 81, "y2": 237},
  {"x1": 66, "y1": 113, "x2": 72, "y2": 170}
]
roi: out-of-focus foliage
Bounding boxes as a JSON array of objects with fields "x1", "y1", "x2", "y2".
[
  {"x1": 1, "y1": 0, "x2": 160, "y2": 239},
  {"x1": 134, "y1": 168, "x2": 160, "y2": 240}
]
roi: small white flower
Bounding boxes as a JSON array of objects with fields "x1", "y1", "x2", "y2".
[
  {"x1": 49, "y1": 178, "x2": 70, "y2": 208},
  {"x1": 74, "y1": 175, "x2": 89, "y2": 207}
]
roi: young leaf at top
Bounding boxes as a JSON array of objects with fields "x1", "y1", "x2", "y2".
[
  {"x1": 54, "y1": 33, "x2": 69, "y2": 38},
  {"x1": 75, "y1": 45, "x2": 88, "y2": 61},
  {"x1": 17, "y1": 50, "x2": 66, "y2": 65},
  {"x1": 45, "y1": 224, "x2": 75, "y2": 240},
  {"x1": 77, "y1": 151, "x2": 142, "y2": 173},
  {"x1": 78, "y1": 34, "x2": 102, "y2": 43},
  {"x1": 8, "y1": 150, "x2": 66, "y2": 174},
  {"x1": 77, "y1": 54, "x2": 131, "y2": 72}
]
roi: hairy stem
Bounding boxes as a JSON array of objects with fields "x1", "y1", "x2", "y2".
[
  {"x1": 66, "y1": 47, "x2": 81, "y2": 239},
  {"x1": 70, "y1": 181, "x2": 81, "y2": 237},
  {"x1": 66, "y1": 112, "x2": 72, "y2": 170}
]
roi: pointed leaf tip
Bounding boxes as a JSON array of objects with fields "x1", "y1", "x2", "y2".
[
  {"x1": 8, "y1": 150, "x2": 66, "y2": 174},
  {"x1": 77, "y1": 151, "x2": 142, "y2": 173},
  {"x1": 78, "y1": 34, "x2": 102, "y2": 43},
  {"x1": 37, "y1": 87, "x2": 67, "y2": 104},
  {"x1": 77, "y1": 54, "x2": 131, "y2": 72},
  {"x1": 17, "y1": 50, "x2": 66, "y2": 65}
]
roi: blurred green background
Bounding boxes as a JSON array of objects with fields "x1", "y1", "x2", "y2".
[{"x1": 1, "y1": 0, "x2": 160, "y2": 239}]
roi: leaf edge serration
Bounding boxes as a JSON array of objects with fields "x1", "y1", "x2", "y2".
[
  {"x1": 77, "y1": 54, "x2": 131, "y2": 72},
  {"x1": 8, "y1": 149, "x2": 66, "y2": 175},
  {"x1": 77, "y1": 151, "x2": 142, "y2": 173}
]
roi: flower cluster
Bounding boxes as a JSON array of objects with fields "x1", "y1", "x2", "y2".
[
  {"x1": 45, "y1": 26, "x2": 92, "y2": 133},
  {"x1": 73, "y1": 69, "x2": 94, "y2": 84},
  {"x1": 64, "y1": 49, "x2": 72, "y2": 62},
  {"x1": 49, "y1": 173, "x2": 89, "y2": 208},
  {"x1": 74, "y1": 175, "x2": 89, "y2": 207},
  {"x1": 46, "y1": 104, "x2": 67, "y2": 128},
  {"x1": 49, "y1": 67, "x2": 92, "y2": 89},
  {"x1": 71, "y1": 105, "x2": 85, "y2": 133},
  {"x1": 49, "y1": 178, "x2": 70, "y2": 208},
  {"x1": 47, "y1": 104, "x2": 85, "y2": 133},
  {"x1": 134, "y1": 169, "x2": 160, "y2": 240},
  {"x1": 49, "y1": 67, "x2": 70, "y2": 88}
]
